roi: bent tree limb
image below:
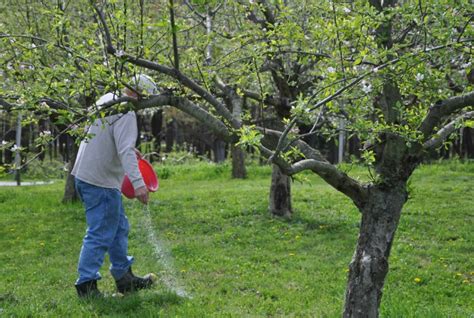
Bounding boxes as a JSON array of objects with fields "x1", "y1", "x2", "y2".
[
  {"x1": 90, "y1": 2, "x2": 240, "y2": 129},
  {"x1": 419, "y1": 90, "x2": 474, "y2": 138},
  {"x1": 423, "y1": 111, "x2": 474, "y2": 149},
  {"x1": 135, "y1": 95, "x2": 231, "y2": 141},
  {"x1": 260, "y1": 133, "x2": 369, "y2": 209}
]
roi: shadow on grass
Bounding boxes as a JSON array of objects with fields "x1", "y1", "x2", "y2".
[
  {"x1": 80, "y1": 290, "x2": 184, "y2": 316},
  {"x1": 288, "y1": 214, "x2": 358, "y2": 235}
]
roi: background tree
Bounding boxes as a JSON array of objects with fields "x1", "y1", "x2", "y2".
[{"x1": 258, "y1": 0, "x2": 473, "y2": 316}]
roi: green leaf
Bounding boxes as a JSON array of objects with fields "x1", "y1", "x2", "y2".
[{"x1": 465, "y1": 120, "x2": 474, "y2": 128}]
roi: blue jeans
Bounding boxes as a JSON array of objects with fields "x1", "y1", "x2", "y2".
[{"x1": 75, "y1": 178, "x2": 134, "y2": 285}]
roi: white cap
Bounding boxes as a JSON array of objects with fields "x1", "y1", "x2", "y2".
[{"x1": 130, "y1": 74, "x2": 158, "y2": 95}]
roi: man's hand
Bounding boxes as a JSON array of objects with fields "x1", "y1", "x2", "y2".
[
  {"x1": 134, "y1": 148, "x2": 143, "y2": 159},
  {"x1": 135, "y1": 186, "x2": 149, "y2": 205}
]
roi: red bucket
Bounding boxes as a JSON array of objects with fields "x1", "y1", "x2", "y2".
[{"x1": 121, "y1": 158, "x2": 159, "y2": 199}]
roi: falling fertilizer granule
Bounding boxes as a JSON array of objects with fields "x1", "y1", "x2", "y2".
[{"x1": 140, "y1": 203, "x2": 190, "y2": 298}]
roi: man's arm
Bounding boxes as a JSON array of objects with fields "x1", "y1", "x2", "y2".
[{"x1": 113, "y1": 112, "x2": 149, "y2": 204}]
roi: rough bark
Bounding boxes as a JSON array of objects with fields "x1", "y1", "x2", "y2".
[
  {"x1": 213, "y1": 139, "x2": 226, "y2": 163},
  {"x1": 268, "y1": 164, "x2": 292, "y2": 218},
  {"x1": 62, "y1": 142, "x2": 79, "y2": 203},
  {"x1": 231, "y1": 144, "x2": 246, "y2": 179},
  {"x1": 151, "y1": 109, "x2": 163, "y2": 155},
  {"x1": 343, "y1": 184, "x2": 407, "y2": 318}
]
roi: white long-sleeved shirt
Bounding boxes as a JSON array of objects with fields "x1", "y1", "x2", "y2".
[{"x1": 72, "y1": 111, "x2": 145, "y2": 191}]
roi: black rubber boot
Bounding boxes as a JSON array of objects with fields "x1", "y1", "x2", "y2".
[
  {"x1": 75, "y1": 280, "x2": 102, "y2": 298},
  {"x1": 115, "y1": 267, "x2": 155, "y2": 294}
]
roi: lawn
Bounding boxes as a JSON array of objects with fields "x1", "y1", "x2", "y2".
[{"x1": 0, "y1": 161, "x2": 473, "y2": 317}]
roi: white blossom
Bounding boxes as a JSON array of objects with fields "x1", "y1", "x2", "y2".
[
  {"x1": 31, "y1": 43, "x2": 36, "y2": 49},
  {"x1": 327, "y1": 66, "x2": 336, "y2": 73},
  {"x1": 415, "y1": 73, "x2": 424, "y2": 81},
  {"x1": 361, "y1": 81, "x2": 372, "y2": 94},
  {"x1": 11, "y1": 144, "x2": 20, "y2": 152},
  {"x1": 1, "y1": 140, "x2": 8, "y2": 145},
  {"x1": 40, "y1": 130, "x2": 51, "y2": 137},
  {"x1": 115, "y1": 50, "x2": 125, "y2": 57},
  {"x1": 343, "y1": 7, "x2": 351, "y2": 13}
]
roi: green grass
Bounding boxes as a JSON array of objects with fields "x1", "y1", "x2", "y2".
[{"x1": 0, "y1": 161, "x2": 473, "y2": 317}]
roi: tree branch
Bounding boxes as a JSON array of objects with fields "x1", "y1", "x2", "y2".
[
  {"x1": 183, "y1": 0, "x2": 205, "y2": 20},
  {"x1": 90, "y1": 1, "x2": 116, "y2": 54},
  {"x1": 423, "y1": 111, "x2": 474, "y2": 149},
  {"x1": 90, "y1": 3, "x2": 240, "y2": 129},
  {"x1": 419, "y1": 91, "x2": 474, "y2": 138},
  {"x1": 259, "y1": 134, "x2": 368, "y2": 209},
  {"x1": 242, "y1": 89, "x2": 285, "y2": 108},
  {"x1": 135, "y1": 95, "x2": 232, "y2": 140}
]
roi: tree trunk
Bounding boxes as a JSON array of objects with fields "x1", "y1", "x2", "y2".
[
  {"x1": 343, "y1": 184, "x2": 407, "y2": 318},
  {"x1": 231, "y1": 144, "x2": 246, "y2": 179},
  {"x1": 268, "y1": 164, "x2": 292, "y2": 218},
  {"x1": 213, "y1": 139, "x2": 226, "y2": 163},
  {"x1": 151, "y1": 109, "x2": 163, "y2": 156},
  {"x1": 15, "y1": 113, "x2": 22, "y2": 186},
  {"x1": 62, "y1": 142, "x2": 79, "y2": 203},
  {"x1": 165, "y1": 118, "x2": 177, "y2": 152}
]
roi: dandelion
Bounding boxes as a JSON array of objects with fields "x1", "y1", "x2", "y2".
[
  {"x1": 414, "y1": 277, "x2": 422, "y2": 283},
  {"x1": 289, "y1": 253, "x2": 295, "y2": 256},
  {"x1": 40, "y1": 242, "x2": 45, "y2": 247},
  {"x1": 415, "y1": 73, "x2": 424, "y2": 81}
]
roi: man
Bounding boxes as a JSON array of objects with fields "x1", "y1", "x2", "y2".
[{"x1": 72, "y1": 74, "x2": 158, "y2": 298}]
